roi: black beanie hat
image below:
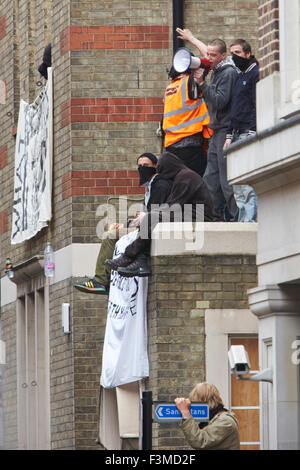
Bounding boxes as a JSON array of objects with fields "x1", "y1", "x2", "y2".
[{"x1": 137, "y1": 153, "x2": 158, "y2": 165}]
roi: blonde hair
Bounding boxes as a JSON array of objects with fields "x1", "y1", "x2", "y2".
[{"x1": 189, "y1": 382, "x2": 224, "y2": 410}]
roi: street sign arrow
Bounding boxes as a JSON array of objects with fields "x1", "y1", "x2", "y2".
[{"x1": 153, "y1": 402, "x2": 209, "y2": 423}]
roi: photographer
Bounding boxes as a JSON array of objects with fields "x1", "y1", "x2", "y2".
[{"x1": 175, "y1": 382, "x2": 240, "y2": 450}]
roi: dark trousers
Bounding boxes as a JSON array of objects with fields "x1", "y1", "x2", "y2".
[
  {"x1": 166, "y1": 144, "x2": 207, "y2": 177},
  {"x1": 124, "y1": 211, "x2": 157, "y2": 259},
  {"x1": 203, "y1": 128, "x2": 238, "y2": 221},
  {"x1": 124, "y1": 204, "x2": 205, "y2": 260}
]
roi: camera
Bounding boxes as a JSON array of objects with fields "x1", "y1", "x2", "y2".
[{"x1": 228, "y1": 345, "x2": 250, "y2": 375}]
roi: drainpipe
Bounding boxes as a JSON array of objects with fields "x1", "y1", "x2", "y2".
[{"x1": 172, "y1": 0, "x2": 184, "y2": 54}]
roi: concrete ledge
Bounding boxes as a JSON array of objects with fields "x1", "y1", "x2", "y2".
[
  {"x1": 1, "y1": 224, "x2": 257, "y2": 306},
  {"x1": 248, "y1": 284, "x2": 300, "y2": 318},
  {"x1": 226, "y1": 116, "x2": 300, "y2": 191},
  {"x1": 9, "y1": 255, "x2": 44, "y2": 284},
  {"x1": 151, "y1": 222, "x2": 257, "y2": 256},
  {"x1": 1, "y1": 243, "x2": 101, "y2": 307}
]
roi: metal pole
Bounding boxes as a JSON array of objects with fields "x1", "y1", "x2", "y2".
[
  {"x1": 172, "y1": 0, "x2": 184, "y2": 54},
  {"x1": 142, "y1": 390, "x2": 152, "y2": 450}
]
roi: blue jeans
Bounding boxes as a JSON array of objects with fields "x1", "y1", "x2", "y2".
[{"x1": 232, "y1": 132, "x2": 257, "y2": 222}]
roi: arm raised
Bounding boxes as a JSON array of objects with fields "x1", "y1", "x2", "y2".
[{"x1": 176, "y1": 28, "x2": 208, "y2": 58}]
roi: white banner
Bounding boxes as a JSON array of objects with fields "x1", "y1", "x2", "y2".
[
  {"x1": 100, "y1": 230, "x2": 149, "y2": 388},
  {"x1": 11, "y1": 68, "x2": 53, "y2": 244}
]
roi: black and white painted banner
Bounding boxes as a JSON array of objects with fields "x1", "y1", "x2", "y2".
[
  {"x1": 11, "y1": 68, "x2": 53, "y2": 244},
  {"x1": 100, "y1": 229, "x2": 149, "y2": 388}
]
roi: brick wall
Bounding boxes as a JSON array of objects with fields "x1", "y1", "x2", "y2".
[
  {"x1": 0, "y1": 210, "x2": 8, "y2": 235},
  {"x1": 0, "y1": 0, "x2": 69, "y2": 260},
  {"x1": 60, "y1": 25, "x2": 169, "y2": 55},
  {"x1": 147, "y1": 254, "x2": 257, "y2": 450},
  {"x1": 66, "y1": 1, "x2": 170, "y2": 245},
  {"x1": 183, "y1": 0, "x2": 259, "y2": 56},
  {"x1": 48, "y1": 279, "x2": 75, "y2": 450},
  {"x1": 62, "y1": 169, "x2": 143, "y2": 199},
  {"x1": 72, "y1": 287, "x2": 108, "y2": 450},
  {"x1": 49, "y1": 279, "x2": 107, "y2": 450},
  {"x1": 61, "y1": 97, "x2": 163, "y2": 127},
  {"x1": 0, "y1": 16, "x2": 6, "y2": 41},
  {"x1": 258, "y1": 0, "x2": 279, "y2": 79},
  {"x1": 0, "y1": 145, "x2": 8, "y2": 169},
  {"x1": 0, "y1": 303, "x2": 17, "y2": 450}
]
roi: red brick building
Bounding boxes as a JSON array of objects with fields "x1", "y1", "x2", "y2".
[{"x1": 0, "y1": 0, "x2": 259, "y2": 450}]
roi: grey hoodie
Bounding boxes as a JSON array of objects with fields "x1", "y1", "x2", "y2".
[{"x1": 200, "y1": 57, "x2": 238, "y2": 131}]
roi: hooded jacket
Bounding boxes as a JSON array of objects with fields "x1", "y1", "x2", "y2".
[
  {"x1": 199, "y1": 57, "x2": 237, "y2": 131},
  {"x1": 180, "y1": 410, "x2": 240, "y2": 450},
  {"x1": 156, "y1": 152, "x2": 214, "y2": 222}
]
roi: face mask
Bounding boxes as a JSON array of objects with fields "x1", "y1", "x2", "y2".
[
  {"x1": 232, "y1": 53, "x2": 250, "y2": 72},
  {"x1": 138, "y1": 166, "x2": 156, "y2": 186}
]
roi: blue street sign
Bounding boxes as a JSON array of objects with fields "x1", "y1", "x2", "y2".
[{"x1": 153, "y1": 402, "x2": 209, "y2": 423}]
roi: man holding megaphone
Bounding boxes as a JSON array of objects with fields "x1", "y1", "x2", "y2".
[
  {"x1": 162, "y1": 50, "x2": 213, "y2": 178},
  {"x1": 176, "y1": 28, "x2": 239, "y2": 222}
]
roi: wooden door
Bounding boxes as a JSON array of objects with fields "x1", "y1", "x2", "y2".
[{"x1": 230, "y1": 337, "x2": 260, "y2": 450}]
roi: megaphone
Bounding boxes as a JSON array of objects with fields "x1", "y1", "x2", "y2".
[{"x1": 173, "y1": 47, "x2": 210, "y2": 74}]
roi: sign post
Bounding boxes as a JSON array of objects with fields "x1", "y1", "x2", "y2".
[
  {"x1": 140, "y1": 392, "x2": 209, "y2": 450},
  {"x1": 142, "y1": 391, "x2": 152, "y2": 450},
  {"x1": 153, "y1": 402, "x2": 209, "y2": 423}
]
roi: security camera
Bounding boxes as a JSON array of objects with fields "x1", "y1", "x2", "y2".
[{"x1": 228, "y1": 345, "x2": 250, "y2": 375}]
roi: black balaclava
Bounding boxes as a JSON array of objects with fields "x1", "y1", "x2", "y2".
[
  {"x1": 138, "y1": 166, "x2": 156, "y2": 186},
  {"x1": 231, "y1": 53, "x2": 251, "y2": 72},
  {"x1": 137, "y1": 152, "x2": 158, "y2": 185}
]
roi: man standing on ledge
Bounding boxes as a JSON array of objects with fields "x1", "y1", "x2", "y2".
[
  {"x1": 224, "y1": 39, "x2": 259, "y2": 223},
  {"x1": 162, "y1": 66, "x2": 212, "y2": 177},
  {"x1": 177, "y1": 29, "x2": 239, "y2": 222}
]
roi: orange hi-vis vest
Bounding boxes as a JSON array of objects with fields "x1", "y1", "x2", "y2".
[{"x1": 163, "y1": 74, "x2": 212, "y2": 147}]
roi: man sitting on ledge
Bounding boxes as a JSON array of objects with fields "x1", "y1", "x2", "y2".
[
  {"x1": 105, "y1": 152, "x2": 214, "y2": 278},
  {"x1": 74, "y1": 152, "x2": 172, "y2": 294}
]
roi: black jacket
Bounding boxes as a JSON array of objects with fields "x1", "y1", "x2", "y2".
[
  {"x1": 146, "y1": 175, "x2": 172, "y2": 211},
  {"x1": 157, "y1": 152, "x2": 214, "y2": 222},
  {"x1": 227, "y1": 58, "x2": 259, "y2": 134},
  {"x1": 123, "y1": 152, "x2": 213, "y2": 259}
]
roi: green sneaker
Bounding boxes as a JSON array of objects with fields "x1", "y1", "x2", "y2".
[{"x1": 74, "y1": 278, "x2": 109, "y2": 295}]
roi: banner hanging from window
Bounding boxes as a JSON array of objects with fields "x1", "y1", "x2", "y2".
[
  {"x1": 11, "y1": 68, "x2": 53, "y2": 244},
  {"x1": 100, "y1": 229, "x2": 149, "y2": 388}
]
